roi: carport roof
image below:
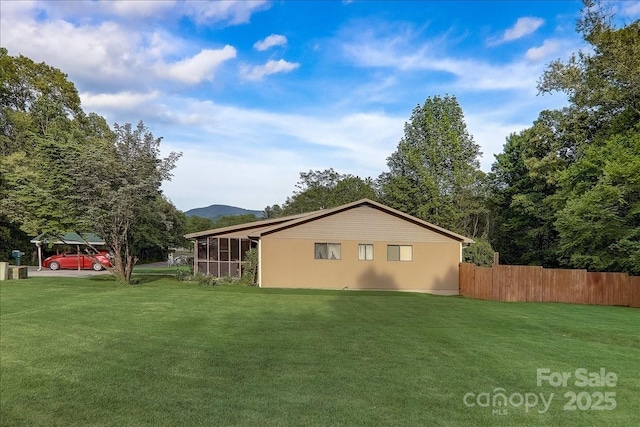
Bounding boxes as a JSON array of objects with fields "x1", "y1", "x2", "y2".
[{"x1": 30, "y1": 232, "x2": 105, "y2": 245}]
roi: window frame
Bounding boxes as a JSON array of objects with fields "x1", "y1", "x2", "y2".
[
  {"x1": 387, "y1": 244, "x2": 413, "y2": 261},
  {"x1": 314, "y1": 243, "x2": 342, "y2": 260},
  {"x1": 358, "y1": 243, "x2": 374, "y2": 261}
]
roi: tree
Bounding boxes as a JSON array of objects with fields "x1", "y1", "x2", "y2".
[
  {"x1": 210, "y1": 214, "x2": 259, "y2": 229},
  {"x1": 262, "y1": 204, "x2": 283, "y2": 219},
  {"x1": 489, "y1": 108, "x2": 588, "y2": 266},
  {"x1": 378, "y1": 95, "x2": 484, "y2": 236},
  {"x1": 1, "y1": 50, "x2": 183, "y2": 279},
  {"x1": 489, "y1": 0, "x2": 640, "y2": 271},
  {"x1": 73, "y1": 121, "x2": 181, "y2": 284},
  {"x1": 1, "y1": 49, "x2": 95, "y2": 239},
  {"x1": 275, "y1": 168, "x2": 377, "y2": 216},
  {"x1": 0, "y1": 47, "x2": 81, "y2": 152},
  {"x1": 185, "y1": 215, "x2": 217, "y2": 234},
  {"x1": 538, "y1": 0, "x2": 640, "y2": 126},
  {"x1": 555, "y1": 127, "x2": 640, "y2": 274},
  {"x1": 133, "y1": 196, "x2": 188, "y2": 260},
  {"x1": 0, "y1": 214, "x2": 30, "y2": 262}
]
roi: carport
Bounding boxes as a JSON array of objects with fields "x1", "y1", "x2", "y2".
[{"x1": 30, "y1": 232, "x2": 105, "y2": 271}]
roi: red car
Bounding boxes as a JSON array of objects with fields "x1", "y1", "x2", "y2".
[{"x1": 43, "y1": 251, "x2": 112, "y2": 271}]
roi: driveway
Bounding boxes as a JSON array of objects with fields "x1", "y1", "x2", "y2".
[
  {"x1": 27, "y1": 262, "x2": 167, "y2": 278},
  {"x1": 27, "y1": 266, "x2": 110, "y2": 278}
]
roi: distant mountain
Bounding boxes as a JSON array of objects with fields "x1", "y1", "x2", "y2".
[{"x1": 184, "y1": 204, "x2": 263, "y2": 220}]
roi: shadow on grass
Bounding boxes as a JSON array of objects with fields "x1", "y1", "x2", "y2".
[{"x1": 89, "y1": 274, "x2": 170, "y2": 285}]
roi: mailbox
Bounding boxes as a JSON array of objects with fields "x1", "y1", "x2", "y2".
[{"x1": 11, "y1": 250, "x2": 24, "y2": 266}]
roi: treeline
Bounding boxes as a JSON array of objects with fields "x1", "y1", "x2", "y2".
[
  {"x1": 265, "y1": 2, "x2": 640, "y2": 274},
  {"x1": 492, "y1": 2, "x2": 639, "y2": 274},
  {"x1": 0, "y1": 48, "x2": 184, "y2": 283}
]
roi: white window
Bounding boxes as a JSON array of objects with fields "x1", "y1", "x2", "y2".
[
  {"x1": 387, "y1": 245, "x2": 412, "y2": 261},
  {"x1": 315, "y1": 243, "x2": 341, "y2": 260},
  {"x1": 358, "y1": 244, "x2": 374, "y2": 261}
]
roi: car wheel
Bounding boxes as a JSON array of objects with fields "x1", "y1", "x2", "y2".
[
  {"x1": 49, "y1": 262, "x2": 60, "y2": 271},
  {"x1": 92, "y1": 262, "x2": 104, "y2": 271}
]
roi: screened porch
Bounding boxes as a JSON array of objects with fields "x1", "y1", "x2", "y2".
[{"x1": 196, "y1": 237, "x2": 256, "y2": 277}]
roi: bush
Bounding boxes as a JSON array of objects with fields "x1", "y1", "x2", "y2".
[
  {"x1": 177, "y1": 249, "x2": 258, "y2": 287},
  {"x1": 463, "y1": 237, "x2": 495, "y2": 267},
  {"x1": 240, "y1": 248, "x2": 258, "y2": 286}
]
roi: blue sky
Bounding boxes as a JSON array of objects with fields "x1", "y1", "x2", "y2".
[{"x1": 3, "y1": 1, "x2": 639, "y2": 211}]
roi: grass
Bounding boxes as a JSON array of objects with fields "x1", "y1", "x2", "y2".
[
  {"x1": 131, "y1": 265, "x2": 191, "y2": 275},
  {"x1": 1, "y1": 277, "x2": 639, "y2": 426}
]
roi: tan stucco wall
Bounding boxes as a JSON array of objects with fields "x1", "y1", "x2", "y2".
[{"x1": 259, "y1": 238, "x2": 461, "y2": 294}]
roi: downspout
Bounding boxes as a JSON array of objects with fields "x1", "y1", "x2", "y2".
[
  {"x1": 192, "y1": 240, "x2": 197, "y2": 273},
  {"x1": 255, "y1": 238, "x2": 262, "y2": 287},
  {"x1": 36, "y1": 241, "x2": 42, "y2": 271}
]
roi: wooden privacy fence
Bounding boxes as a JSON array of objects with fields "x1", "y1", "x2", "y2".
[{"x1": 459, "y1": 263, "x2": 640, "y2": 308}]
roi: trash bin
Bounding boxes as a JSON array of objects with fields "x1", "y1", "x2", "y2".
[{"x1": 11, "y1": 250, "x2": 24, "y2": 266}]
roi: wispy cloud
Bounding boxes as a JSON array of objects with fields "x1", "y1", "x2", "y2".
[
  {"x1": 525, "y1": 39, "x2": 561, "y2": 62},
  {"x1": 501, "y1": 17, "x2": 545, "y2": 42},
  {"x1": 242, "y1": 59, "x2": 300, "y2": 81},
  {"x1": 159, "y1": 46, "x2": 237, "y2": 84},
  {"x1": 182, "y1": 0, "x2": 270, "y2": 25},
  {"x1": 621, "y1": 2, "x2": 640, "y2": 17},
  {"x1": 254, "y1": 34, "x2": 287, "y2": 51},
  {"x1": 154, "y1": 97, "x2": 405, "y2": 209},
  {"x1": 101, "y1": 0, "x2": 177, "y2": 18},
  {"x1": 341, "y1": 28, "x2": 545, "y2": 91},
  {"x1": 81, "y1": 91, "x2": 161, "y2": 110}
]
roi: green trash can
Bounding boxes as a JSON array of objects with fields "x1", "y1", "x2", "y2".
[{"x1": 11, "y1": 250, "x2": 24, "y2": 266}]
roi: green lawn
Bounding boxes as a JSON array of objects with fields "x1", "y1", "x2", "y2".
[
  {"x1": 131, "y1": 265, "x2": 191, "y2": 275},
  {"x1": 1, "y1": 277, "x2": 638, "y2": 426}
]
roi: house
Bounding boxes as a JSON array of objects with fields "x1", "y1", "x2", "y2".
[{"x1": 184, "y1": 199, "x2": 473, "y2": 294}]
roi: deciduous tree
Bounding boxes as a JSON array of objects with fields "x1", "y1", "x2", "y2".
[
  {"x1": 276, "y1": 168, "x2": 376, "y2": 216},
  {"x1": 73, "y1": 122, "x2": 181, "y2": 283},
  {"x1": 379, "y1": 95, "x2": 484, "y2": 235}
]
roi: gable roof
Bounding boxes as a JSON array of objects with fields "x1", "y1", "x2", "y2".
[
  {"x1": 185, "y1": 199, "x2": 473, "y2": 244},
  {"x1": 248, "y1": 199, "x2": 474, "y2": 243}
]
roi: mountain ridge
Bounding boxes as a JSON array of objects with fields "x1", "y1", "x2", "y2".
[{"x1": 184, "y1": 204, "x2": 263, "y2": 220}]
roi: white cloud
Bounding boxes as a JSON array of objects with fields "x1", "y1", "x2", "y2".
[
  {"x1": 525, "y1": 39, "x2": 561, "y2": 62},
  {"x1": 143, "y1": 96, "x2": 404, "y2": 209},
  {"x1": 102, "y1": 0, "x2": 177, "y2": 17},
  {"x1": 159, "y1": 46, "x2": 237, "y2": 84},
  {"x1": 621, "y1": 2, "x2": 640, "y2": 17},
  {"x1": 1, "y1": 3, "x2": 237, "y2": 88},
  {"x1": 343, "y1": 37, "x2": 543, "y2": 91},
  {"x1": 465, "y1": 113, "x2": 530, "y2": 171},
  {"x1": 182, "y1": 0, "x2": 269, "y2": 25},
  {"x1": 254, "y1": 34, "x2": 288, "y2": 51},
  {"x1": 81, "y1": 91, "x2": 161, "y2": 110},
  {"x1": 242, "y1": 59, "x2": 300, "y2": 81},
  {"x1": 161, "y1": 144, "x2": 304, "y2": 211},
  {"x1": 0, "y1": 6, "x2": 186, "y2": 92},
  {"x1": 502, "y1": 17, "x2": 545, "y2": 42}
]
